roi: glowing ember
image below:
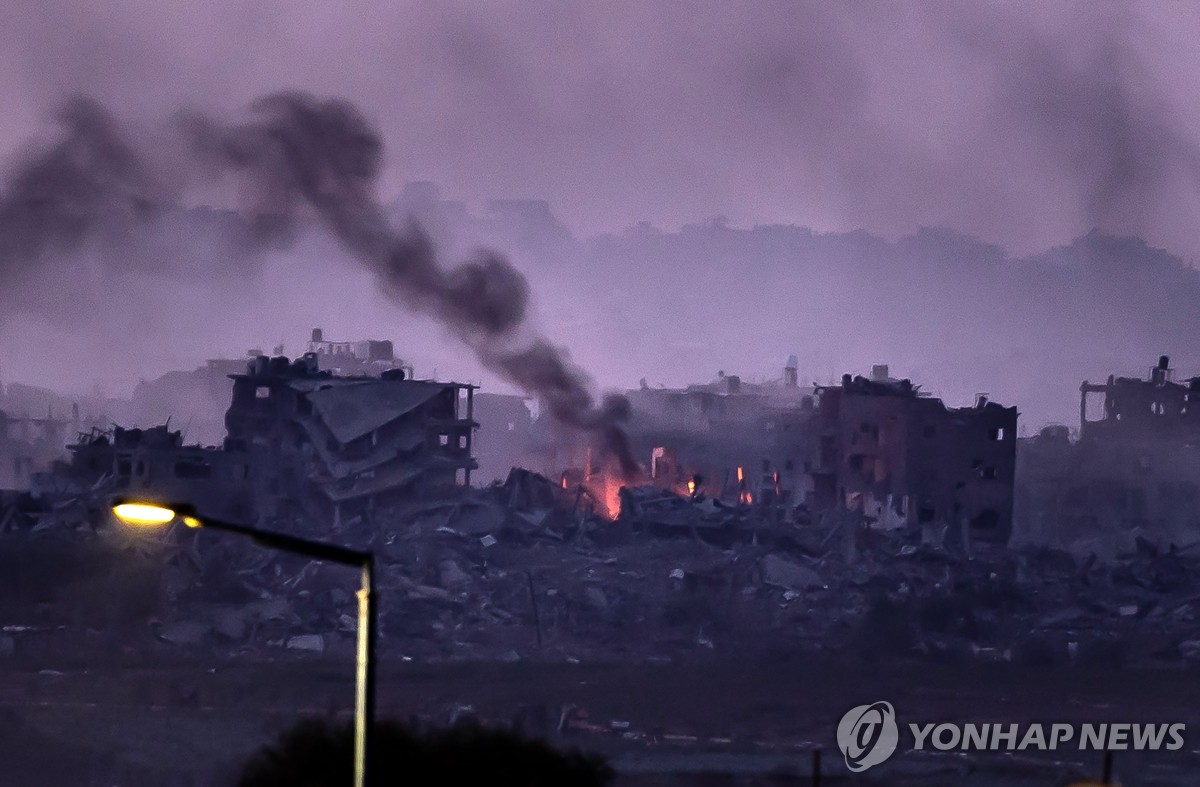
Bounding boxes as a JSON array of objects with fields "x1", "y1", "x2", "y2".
[{"x1": 687, "y1": 479, "x2": 696, "y2": 495}]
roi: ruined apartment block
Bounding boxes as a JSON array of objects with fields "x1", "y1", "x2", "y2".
[
  {"x1": 622, "y1": 356, "x2": 816, "y2": 504},
  {"x1": 1018, "y1": 356, "x2": 1200, "y2": 546},
  {"x1": 0, "y1": 408, "x2": 74, "y2": 490},
  {"x1": 68, "y1": 424, "x2": 259, "y2": 523},
  {"x1": 58, "y1": 353, "x2": 478, "y2": 530},
  {"x1": 305, "y1": 327, "x2": 411, "y2": 378},
  {"x1": 225, "y1": 353, "x2": 477, "y2": 526},
  {"x1": 811, "y1": 365, "x2": 1018, "y2": 548}
]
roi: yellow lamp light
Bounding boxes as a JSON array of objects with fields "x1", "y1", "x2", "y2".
[{"x1": 112, "y1": 502, "x2": 178, "y2": 527}]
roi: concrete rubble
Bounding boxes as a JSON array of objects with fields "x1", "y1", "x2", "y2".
[{"x1": 4, "y1": 468, "x2": 1200, "y2": 671}]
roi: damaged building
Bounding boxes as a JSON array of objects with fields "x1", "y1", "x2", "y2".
[
  {"x1": 1017, "y1": 356, "x2": 1200, "y2": 548},
  {"x1": 224, "y1": 353, "x2": 476, "y2": 526},
  {"x1": 471, "y1": 392, "x2": 536, "y2": 484},
  {"x1": 67, "y1": 424, "x2": 259, "y2": 523},
  {"x1": 56, "y1": 353, "x2": 478, "y2": 529},
  {"x1": 621, "y1": 358, "x2": 817, "y2": 505},
  {"x1": 0, "y1": 408, "x2": 74, "y2": 490},
  {"x1": 305, "y1": 327, "x2": 412, "y2": 378},
  {"x1": 541, "y1": 360, "x2": 1019, "y2": 547},
  {"x1": 812, "y1": 365, "x2": 1018, "y2": 549}
]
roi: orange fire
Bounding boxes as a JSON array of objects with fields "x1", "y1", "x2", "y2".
[
  {"x1": 583, "y1": 469, "x2": 624, "y2": 519},
  {"x1": 735, "y1": 465, "x2": 752, "y2": 504},
  {"x1": 687, "y1": 479, "x2": 696, "y2": 495}
]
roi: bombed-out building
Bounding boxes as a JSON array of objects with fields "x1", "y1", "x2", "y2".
[
  {"x1": 0, "y1": 409, "x2": 74, "y2": 490},
  {"x1": 225, "y1": 353, "x2": 476, "y2": 525},
  {"x1": 68, "y1": 424, "x2": 259, "y2": 522},
  {"x1": 623, "y1": 359, "x2": 817, "y2": 503},
  {"x1": 811, "y1": 365, "x2": 1018, "y2": 548},
  {"x1": 550, "y1": 358, "x2": 1019, "y2": 546},
  {"x1": 305, "y1": 327, "x2": 411, "y2": 378},
  {"x1": 1017, "y1": 356, "x2": 1200, "y2": 547},
  {"x1": 56, "y1": 353, "x2": 478, "y2": 529},
  {"x1": 471, "y1": 392, "x2": 536, "y2": 484}
]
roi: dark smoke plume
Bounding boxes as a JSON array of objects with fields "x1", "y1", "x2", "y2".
[
  {"x1": 17, "y1": 91, "x2": 634, "y2": 475},
  {"x1": 180, "y1": 92, "x2": 637, "y2": 475},
  {"x1": 0, "y1": 97, "x2": 160, "y2": 289},
  {"x1": 0, "y1": 98, "x2": 281, "y2": 324}
]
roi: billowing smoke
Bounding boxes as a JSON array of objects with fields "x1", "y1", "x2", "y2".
[
  {"x1": 0, "y1": 91, "x2": 638, "y2": 475},
  {"x1": 182, "y1": 92, "x2": 637, "y2": 475},
  {"x1": 0, "y1": 98, "x2": 279, "y2": 327},
  {"x1": 0, "y1": 97, "x2": 158, "y2": 291}
]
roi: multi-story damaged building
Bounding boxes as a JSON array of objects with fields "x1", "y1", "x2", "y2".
[
  {"x1": 1017, "y1": 356, "x2": 1200, "y2": 547},
  {"x1": 1079, "y1": 356, "x2": 1200, "y2": 442},
  {"x1": 622, "y1": 357, "x2": 817, "y2": 503},
  {"x1": 67, "y1": 424, "x2": 259, "y2": 522},
  {"x1": 224, "y1": 353, "x2": 476, "y2": 524},
  {"x1": 305, "y1": 328, "x2": 412, "y2": 378},
  {"x1": 471, "y1": 392, "x2": 536, "y2": 484},
  {"x1": 811, "y1": 365, "x2": 1018, "y2": 548},
  {"x1": 556, "y1": 360, "x2": 1020, "y2": 545},
  {"x1": 0, "y1": 409, "x2": 74, "y2": 489},
  {"x1": 59, "y1": 353, "x2": 478, "y2": 528}
]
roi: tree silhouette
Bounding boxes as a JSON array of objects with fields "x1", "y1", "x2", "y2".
[{"x1": 236, "y1": 718, "x2": 614, "y2": 787}]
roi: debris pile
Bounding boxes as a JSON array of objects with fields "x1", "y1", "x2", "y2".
[{"x1": 3, "y1": 471, "x2": 1200, "y2": 669}]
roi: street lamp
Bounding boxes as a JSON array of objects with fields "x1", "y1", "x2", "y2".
[{"x1": 112, "y1": 498, "x2": 377, "y2": 787}]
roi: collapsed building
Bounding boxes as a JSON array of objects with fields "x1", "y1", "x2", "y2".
[
  {"x1": 1017, "y1": 356, "x2": 1200, "y2": 548},
  {"x1": 225, "y1": 353, "x2": 476, "y2": 524},
  {"x1": 67, "y1": 424, "x2": 258, "y2": 523},
  {"x1": 59, "y1": 354, "x2": 478, "y2": 529}
]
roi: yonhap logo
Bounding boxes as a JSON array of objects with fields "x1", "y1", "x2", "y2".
[{"x1": 837, "y1": 701, "x2": 899, "y2": 772}]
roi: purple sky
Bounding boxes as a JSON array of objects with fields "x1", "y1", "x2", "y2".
[
  {"x1": 3, "y1": 1, "x2": 1197, "y2": 255},
  {"x1": 1, "y1": 1, "x2": 1199, "y2": 424}
]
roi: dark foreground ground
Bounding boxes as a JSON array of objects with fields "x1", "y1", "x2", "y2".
[{"x1": 1, "y1": 651, "x2": 1198, "y2": 786}]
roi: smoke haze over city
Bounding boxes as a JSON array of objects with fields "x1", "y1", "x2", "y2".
[{"x1": 2, "y1": 0, "x2": 1199, "y2": 431}]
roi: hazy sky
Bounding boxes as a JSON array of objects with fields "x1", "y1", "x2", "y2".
[
  {"x1": 3, "y1": 1, "x2": 1197, "y2": 255},
  {"x1": 2, "y1": 0, "x2": 1199, "y2": 412}
]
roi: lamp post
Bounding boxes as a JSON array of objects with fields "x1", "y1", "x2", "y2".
[{"x1": 111, "y1": 499, "x2": 376, "y2": 787}]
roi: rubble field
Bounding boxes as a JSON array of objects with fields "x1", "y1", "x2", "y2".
[{"x1": 4, "y1": 470, "x2": 1200, "y2": 784}]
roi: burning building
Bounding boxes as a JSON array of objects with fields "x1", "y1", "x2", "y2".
[
  {"x1": 1017, "y1": 356, "x2": 1200, "y2": 549},
  {"x1": 810, "y1": 365, "x2": 1018, "y2": 549},
  {"x1": 540, "y1": 359, "x2": 1019, "y2": 544},
  {"x1": 622, "y1": 357, "x2": 817, "y2": 503}
]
